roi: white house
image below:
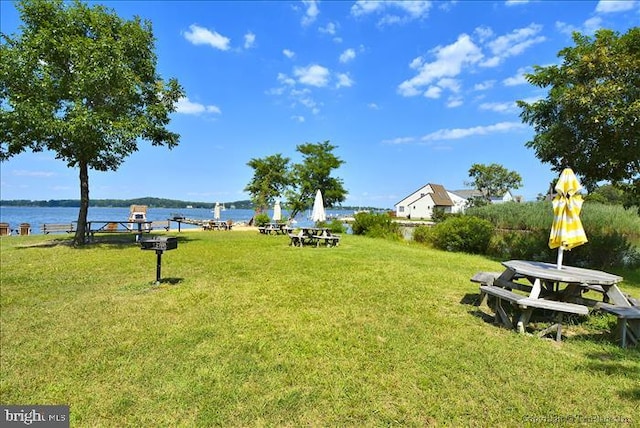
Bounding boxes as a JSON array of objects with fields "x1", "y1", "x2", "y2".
[
  {"x1": 395, "y1": 185, "x2": 520, "y2": 219},
  {"x1": 394, "y1": 183, "x2": 455, "y2": 219},
  {"x1": 450, "y1": 189, "x2": 516, "y2": 205}
]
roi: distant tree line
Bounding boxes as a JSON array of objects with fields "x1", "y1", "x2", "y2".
[{"x1": 0, "y1": 198, "x2": 255, "y2": 209}]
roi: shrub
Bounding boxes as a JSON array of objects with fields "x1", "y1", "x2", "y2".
[
  {"x1": 351, "y1": 212, "x2": 400, "y2": 240},
  {"x1": 412, "y1": 225, "x2": 432, "y2": 243},
  {"x1": 316, "y1": 219, "x2": 347, "y2": 234},
  {"x1": 254, "y1": 213, "x2": 270, "y2": 227},
  {"x1": 428, "y1": 216, "x2": 494, "y2": 254}
]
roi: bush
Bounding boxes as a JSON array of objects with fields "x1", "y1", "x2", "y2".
[
  {"x1": 254, "y1": 213, "x2": 270, "y2": 227},
  {"x1": 428, "y1": 216, "x2": 494, "y2": 254},
  {"x1": 351, "y1": 212, "x2": 400, "y2": 240},
  {"x1": 412, "y1": 225, "x2": 432, "y2": 243},
  {"x1": 486, "y1": 229, "x2": 640, "y2": 269},
  {"x1": 316, "y1": 219, "x2": 347, "y2": 234}
]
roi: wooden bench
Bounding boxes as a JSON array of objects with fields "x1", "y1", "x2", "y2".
[
  {"x1": 41, "y1": 223, "x2": 75, "y2": 234},
  {"x1": 313, "y1": 234, "x2": 341, "y2": 247},
  {"x1": 597, "y1": 303, "x2": 640, "y2": 348},
  {"x1": 288, "y1": 233, "x2": 304, "y2": 247},
  {"x1": 479, "y1": 284, "x2": 589, "y2": 341}
]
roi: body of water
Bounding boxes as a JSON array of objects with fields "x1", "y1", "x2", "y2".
[{"x1": 0, "y1": 206, "x2": 354, "y2": 234}]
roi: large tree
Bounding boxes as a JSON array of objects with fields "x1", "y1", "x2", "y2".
[
  {"x1": 517, "y1": 28, "x2": 640, "y2": 209},
  {"x1": 0, "y1": 0, "x2": 184, "y2": 245},
  {"x1": 244, "y1": 154, "x2": 291, "y2": 214},
  {"x1": 286, "y1": 141, "x2": 347, "y2": 219},
  {"x1": 466, "y1": 163, "x2": 522, "y2": 204}
]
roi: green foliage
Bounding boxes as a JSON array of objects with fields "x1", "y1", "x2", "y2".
[
  {"x1": 285, "y1": 141, "x2": 347, "y2": 219},
  {"x1": 518, "y1": 28, "x2": 640, "y2": 208},
  {"x1": 428, "y1": 216, "x2": 494, "y2": 254},
  {"x1": 254, "y1": 213, "x2": 270, "y2": 227},
  {"x1": 316, "y1": 219, "x2": 347, "y2": 234},
  {"x1": 412, "y1": 225, "x2": 431, "y2": 243},
  {"x1": 470, "y1": 202, "x2": 640, "y2": 268},
  {"x1": 351, "y1": 212, "x2": 400, "y2": 240},
  {"x1": 0, "y1": 0, "x2": 184, "y2": 244},
  {"x1": 466, "y1": 163, "x2": 522, "y2": 201},
  {"x1": 244, "y1": 154, "x2": 291, "y2": 213}
]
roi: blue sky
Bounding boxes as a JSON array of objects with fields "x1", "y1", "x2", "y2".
[{"x1": 1, "y1": 0, "x2": 638, "y2": 208}]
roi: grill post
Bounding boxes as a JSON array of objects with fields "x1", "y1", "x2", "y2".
[
  {"x1": 140, "y1": 237, "x2": 177, "y2": 284},
  {"x1": 156, "y1": 250, "x2": 163, "y2": 284}
]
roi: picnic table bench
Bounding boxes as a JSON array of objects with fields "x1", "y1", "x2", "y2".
[
  {"x1": 473, "y1": 261, "x2": 635, "y2": 345},
  {"x1": 41, "y1": 223, "x2": 76, "y2": 234}
]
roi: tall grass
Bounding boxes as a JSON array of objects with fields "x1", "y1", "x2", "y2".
[
  {"x1": 468, "y1": 201, "x2": 640, "y2": 237},
  {"x1": 1, "y1": 231, "x2": 639, "y2": 426}
]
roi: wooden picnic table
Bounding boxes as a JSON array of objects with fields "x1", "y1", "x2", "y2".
[
  {"x1": 85, "y1": 220, "x2": 153, "y2": 242},
  {"x1": 259, "y1": 223, "x2": 291, "y2": 235},
  {"x1": 474, "y1": 260, "x2": 638, "y2": 344},
  {"x1": 289, "y1": 227, "x2": 340, "y2": 247}
]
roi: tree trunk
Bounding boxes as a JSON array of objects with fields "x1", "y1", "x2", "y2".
[{"x1": 73, "y1": 161, "x2": 90, "y2": 246}]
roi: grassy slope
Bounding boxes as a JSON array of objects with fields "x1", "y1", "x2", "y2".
[{"x1": 1, "y1": 232, "x2": 638, "y2": 426}]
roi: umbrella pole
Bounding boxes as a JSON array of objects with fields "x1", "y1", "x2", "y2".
[{"x1": 557, "y1": 247, "x2": 564, "y2": 269}]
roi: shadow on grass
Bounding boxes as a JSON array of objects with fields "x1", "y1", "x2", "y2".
[
  {"x1": 582, "y1": 349, "x2": 640, "y2": 402},
  {"x1": 16, "y1": 233, "x2": 198, "y2": 250}
]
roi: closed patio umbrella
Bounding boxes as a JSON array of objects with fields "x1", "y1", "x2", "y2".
[
  {"x1": 273, "y1": 200, "x2": 282, "y2": 222},
  {"x1": 213, "y1": 202, "x2": 221, "y2": 220},
  {"x1": 311, "y1": 189, "x2": 326, "y2": 223},
  {"x1": 549, "y1": 168, "x2": 588, "y2": 269}
]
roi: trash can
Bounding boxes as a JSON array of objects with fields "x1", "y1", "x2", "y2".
[
  {"x1": 20, "y1": 223, "x2": 31, "y2": 236},
  {"x1": 0, "y1": 223, "x2": 9, "y2": 236}
]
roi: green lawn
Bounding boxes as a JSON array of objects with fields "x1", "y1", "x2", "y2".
[{"x1": 1, "y1": 231, "x2": 638, "y2": 426}]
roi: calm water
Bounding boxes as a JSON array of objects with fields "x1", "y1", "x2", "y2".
[{"x1": 0, "y1": 206, "x2": 353, "y2": 234}]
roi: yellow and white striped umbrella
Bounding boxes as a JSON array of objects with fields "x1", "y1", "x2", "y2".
[{"x1": 549, "y1": 168, "x2": 587, "y2": 267}]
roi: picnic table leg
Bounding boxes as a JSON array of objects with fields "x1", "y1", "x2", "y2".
[{"x1": 517, "y1": 308, "x2": 533, "y2": 334}]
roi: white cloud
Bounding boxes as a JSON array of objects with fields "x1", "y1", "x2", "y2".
[
  {"x1": 503, "y1": 66, "x2": 532, "y2": 86},
  {"x1": 351, "y1": 0, "x2": 432, "y2": 26},
  {"x1": 319, "y1": 22, "x2": 337, "y2": 35},
  {"x1": 293, "y1": 64, "x2": 330, "y2": 87},
  {"x1": 506, "y1": 0, "x2": 530, "y2": 6},
  {"x1": 481, "y1": 24, "x2": 546, "y2": 67},
  {"x1": 398, "y1": 34, "x2": 483, "y2": 97},
  {"x1": 301, "y1": 0, "x2": 320, "y2": 26},
  {"x1": 421, "y1": 121, "x2": 526, "y2": 141},
  {"x1": 367, "y1": 103, "x2": 380, "y2": 110},
  {"x1": 336, "y1": 73, "x2": 354, "y2": 88},
  {"x1": 183, "y1": 24, "x2": 230, "y2": 51},
  {"x1": 244, "y1": 32, "x2": 256, "y2": 49},
  {"x1": 424, "y1": 86, "x2": 442, "y2": 99},
  {"x1": 595, "y1": 0, "x2": 637, "y2": 13},
  {"x1": 339, "y1": 48, "x2": 356, "y2": 63},
  {"x1": 479, "y1": 101, "x2": 518, "y2": 114},
  {"x1": 446, "y1": 96, "x2": 463, "y2": 108},
  {"x1": 283, "y1": 49, "x2": 295, "y2": 59},
  {"x1": 277, "y1": 72, "x2": 296, "y2": 86},
  {"x1": 474, "y1": 80, "x2": 495, "y2": 91},
  {"x1": 176, "y1": 97, "x2": 221, "y2": 115},
  {"x1": 382, "y1": 136, "x2": 416, "y2": 145},
  {"x1": 556, "y1": 16, "x2": 603, "y2": 36},
  {"x1": 291, "y1": 115, "x2": 305, "y2": 122}
]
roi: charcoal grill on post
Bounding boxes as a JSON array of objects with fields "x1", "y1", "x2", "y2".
[{"x1": 140, "y1": 237, "x2": 178, "y2": 284}]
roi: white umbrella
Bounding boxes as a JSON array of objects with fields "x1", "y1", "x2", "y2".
[
  {"x1": 213, "y1": 202, "x2": 221, "y2": 220},
  {"x1": 311, "y1": 189, "x2": 326, "y2": 223},
  {"x1": 273, "y1": 200, "x2": 282, "y2": 222}
]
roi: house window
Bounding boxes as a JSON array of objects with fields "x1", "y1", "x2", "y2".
[{"x1": 399, "y1": 206, "x2": 405, "y2": 213}]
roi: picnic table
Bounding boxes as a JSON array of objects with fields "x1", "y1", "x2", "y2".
[
  {"x1": 85, "y1": 220, "x2": 153, "y2": 242},
  {"x1": 289, "y1": 227, "x2": 340, "y2": 247},
  {"x1": 259, "y1": 223, "x2": 291, "y2": 235},
  {"x1": 473, "y1": 260, "x2": 639, "y2": 345},
  {"x1": 204, "y1": 220, "x2": 232, "y2": 231}
]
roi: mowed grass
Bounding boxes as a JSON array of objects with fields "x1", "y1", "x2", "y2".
[{"x1": 1, "y1": 231, "x2": 639, "y2": 426}]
